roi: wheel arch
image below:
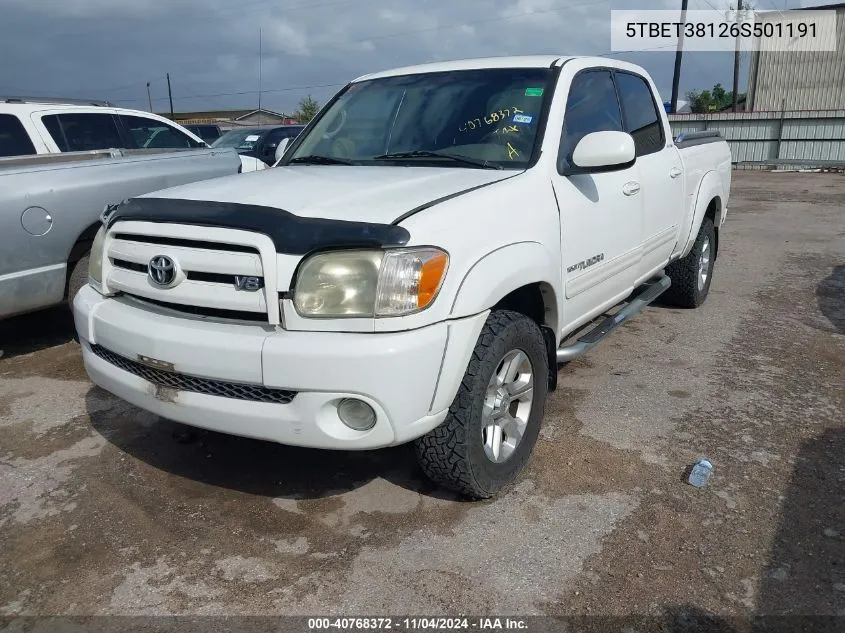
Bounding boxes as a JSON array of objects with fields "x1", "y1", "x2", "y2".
[
  {"x1": 448, "y1": 241, "x2": 561, "y2": 334},
  {"x1": 703, "y1": 196, "x2": 721, "y2": 260},
  {"x1": 679, "y1": 170, "x2": 724, "y2": 259},
  {"x1": 448, "y1": 242, "x2": 561, "y2": 392},
  {"x1": 64, "y1": 221, "x2": 100, "y2": 297}
]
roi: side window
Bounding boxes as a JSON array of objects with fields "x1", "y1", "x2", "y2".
[
  {"x1": 263, "y1": 128, "x2": 287, "y2": 145},
  {"x1": 118, "y1": 115, "x2": 201, "y2": 149},
  {"x1": 615, "y1": 72, "x2": 664, "y2": 156},
  {"x1": 41, "y1": 113, "x2": 123, "y2": 152},
  {"x1": 256, "y1": 129, "x2": 288, "y2": 159},
  {"x1": 559, "y1": 70, "x2": 623, "y2": 169},
  {"x1": 0, "y1": 114, "x2": 36, "y2": 157},
  {"x1": 281, "y1": 127, "x2": 303, "y2": 140},
  {"x1": 199, "y1": 125, "x2": 221, "y2": 142}
]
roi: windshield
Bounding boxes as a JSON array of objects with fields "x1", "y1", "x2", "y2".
[
  {"x1": 288, "y1": 68, "x2": 553, "y2": 169},
  {"x1": 212, "y1": 129, "x2": 265, "y2": 151}
]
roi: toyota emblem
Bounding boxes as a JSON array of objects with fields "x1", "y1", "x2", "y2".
[{"x1": 148, "y1": 255, "x2": 177, "y2": 287}]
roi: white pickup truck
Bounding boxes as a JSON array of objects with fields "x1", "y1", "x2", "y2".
[
  {"x1": 0, "y1": 98, "x2": 266, "y2": 172},
  {"x1": 74, "y1": 56, "x2": 731, "y2": 498}
]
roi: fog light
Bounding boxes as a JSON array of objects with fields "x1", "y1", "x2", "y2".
[{"x1": 338, "y1": 398, "x2": 376, "y2": 431}]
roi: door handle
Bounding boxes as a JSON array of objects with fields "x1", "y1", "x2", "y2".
[
  {"x1": 670, "y1": 167, "x2": 682, "y2": 179},
  {"x1": 622, "y1": 181, "x2": 641, "y2": 196}
]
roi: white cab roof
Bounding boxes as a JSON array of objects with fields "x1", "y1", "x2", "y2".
[{"x1": 354, "y1": 56, "x2": 577, "y2": 82}]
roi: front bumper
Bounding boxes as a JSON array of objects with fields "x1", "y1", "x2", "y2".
[{"x1": 74, "y1": 285, "x2": 486, "y2": 449}]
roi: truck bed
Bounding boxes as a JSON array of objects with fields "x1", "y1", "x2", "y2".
[{"x1": 0, "y1": 147, "x2": 242, "y2": 318}]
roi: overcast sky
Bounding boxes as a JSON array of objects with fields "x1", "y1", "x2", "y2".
[{"x1": 0, "y1": 0, "x2": 825, "y2": 115}]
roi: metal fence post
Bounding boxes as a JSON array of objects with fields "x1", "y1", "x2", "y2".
[{"x1": 775, "y1": 99, "x2": 786, "y2": 161}]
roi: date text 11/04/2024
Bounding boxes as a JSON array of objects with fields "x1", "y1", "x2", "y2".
[
  {"x1": 625, "y1": 21, "x2": 818, "y2": 39},
  {"x1": 307, "y1": 617, "x2": 528, "y2": 630}
]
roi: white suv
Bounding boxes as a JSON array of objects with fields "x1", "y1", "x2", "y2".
[{"x1": 0, "y1": 98, "x2": 265, "y2": 171}]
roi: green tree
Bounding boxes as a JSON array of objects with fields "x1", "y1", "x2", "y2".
[
  {"x1": 686, "y1": 83, "x2": 745, "y2": 113},
  {"x1": 712, "y1": 83, "x2": 727, "y2": 106},
  {"x1": 686, "y1": 89, "x2": 713, "y2": 113},
  {"x1": 293, "y1": 95, "x2": 320, "y2": 123}
]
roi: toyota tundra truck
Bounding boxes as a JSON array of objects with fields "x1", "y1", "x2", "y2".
[{"x1": 74, "y1": 56, "x2": 731, "y2": 498}]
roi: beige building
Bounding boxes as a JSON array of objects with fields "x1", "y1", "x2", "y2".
[
  {"x1": 161, "y1": 108, "x2": 298, "y2": 129},
  {"x1": 746, "y1": 3, "x2": 845, "y2": 111}
]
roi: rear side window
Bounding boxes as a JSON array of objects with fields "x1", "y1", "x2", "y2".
[
  {"x1": 0, "y1": 114, "x2": 36, "y2": 157},
  {"x1": 264, "y1": 127, "x2": 301, "y2": 145},
  {"x1": 615, "y1": 72, "x2": 664, "y2": 156},
  {"x1": 42, "y1": 113, "x2": 123, "y2": 152},
  {"x1": 194, "y1": 125, "x2": 221, "y2": 142},
  {"x1": 119, "y1": 115, "x2": 202, "y2": 149},
  {"x1": 559, "y1": 70, "x2": 623, "y2": 169}
]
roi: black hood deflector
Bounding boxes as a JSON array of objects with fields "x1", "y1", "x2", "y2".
[{"x1": 107, "y1": 197, "x2": 411, "y2": 255}]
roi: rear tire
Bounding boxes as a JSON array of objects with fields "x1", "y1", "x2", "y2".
[
  {"x1": 663, "y1": 217, "x2": 716, "y2": 308},
  {"x1": 67, "y1": 253, "x2": 90, "y2": 307},
  {"x1": 414, "y1": 310, "x2": 549, "y2": 499}
]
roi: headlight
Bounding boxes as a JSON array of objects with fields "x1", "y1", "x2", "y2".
[
  {"x1": 293, "y1": 247, "x2": 448, "y2": 318},
  {"x1": 88, "y1": 226, "x2": 106, "y2": 286}
]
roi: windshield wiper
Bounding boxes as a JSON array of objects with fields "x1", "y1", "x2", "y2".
[
  {"x1": 288, "y1": 155, "x2": 357, "y2": 166},
  {"x1": 373, "y1": 150, "x2": 502, "y2": 170}
]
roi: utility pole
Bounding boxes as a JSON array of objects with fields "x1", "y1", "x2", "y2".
[
  {"x1": 258, "y1": 29, "x2": 263, "y2": 125},
  {"x1": 670, "y1": 0, "x2": 689, "y2": 114},
  {"x1": 732, "y1": 0, "x2": 744, "y2": 112},
  {"x1": 166, "y1": 72, "x2": 174, "y2": 119}
]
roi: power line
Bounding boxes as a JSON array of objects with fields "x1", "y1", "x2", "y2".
[
  {"x1": 159, "y1": 0, "x2": 612, "y2": 77},
  {"x1": 4, "y1": 75, "x2": 168, "y2": 100},
  {"x1": 695, "y1": 0, "x2": 721, "y2": 12},
  {"x1": 119, "y1": 41, "x2": 684, "y2": 107},
  {"x1": 36, "y1": 0, "x2": 672, "y2": 109},
  {"x1": 175, "y1": 76, "x2": 241, "y2": 111},
  {"x1": 23, "y1": 0, "x2": 614, "y2": 102},
  {"x1": 116, "y1": 0, "x2": 615, "y2": 104},
  {"x1": 118, "y1": 81, "x2": 348, "y2": 105}
]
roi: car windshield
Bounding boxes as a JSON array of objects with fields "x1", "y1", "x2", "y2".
[
  {"x1": 212, "y1": 129, "x2": 265, "y2": 151},
  {"x1": 288, "y1": 68, "x2": 553, "y2": 169}
]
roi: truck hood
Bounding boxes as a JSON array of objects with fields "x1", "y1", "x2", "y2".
[{"x1": 142, "y1": 165, "x2": 518, "y2": 225}]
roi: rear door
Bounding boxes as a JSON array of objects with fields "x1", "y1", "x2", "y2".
[
  {"x1": 551, "y1": 68, "x2": 643, "y2": 333},
  {"x1": 0, "y1": 113, "x2": 37, "y2": 157},
  {"x1": 614, "y1": 71, "x2": 684, "y2": 280},
  {"x1": 37, "y1": 111, "x2": 123, "y2": 152},
  {"x1": 116, "y1": 114, "x2": 205, "y2": 149}
]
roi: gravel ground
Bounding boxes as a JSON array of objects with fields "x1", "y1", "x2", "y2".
[{"x1": 0, "y1": 171, "x2": 843, "y2": 628}]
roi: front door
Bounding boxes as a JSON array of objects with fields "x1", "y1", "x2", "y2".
[
  {"x1": 614, "y1": 71, "x2": 684, "y2": 280},
  {"x1": 551, "y1": 68, "x2": 643, "y2": 335}
]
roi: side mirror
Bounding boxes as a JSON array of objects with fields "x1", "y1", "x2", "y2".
[
  {"x1": 274, "y1": 137, "x2": 290, "y2": 163},
  {"x1": 568, "y1": 131, "x2": 635, "y2": 174}
]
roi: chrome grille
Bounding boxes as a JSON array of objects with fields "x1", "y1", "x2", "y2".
[
  {"x1": 90, "y1": 344, "x2": 296, "y2": 405},
  {"x1": 105, "y1": 231, "x2": 271, "y2": 321}
]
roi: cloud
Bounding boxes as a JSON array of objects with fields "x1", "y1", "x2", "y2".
[
  {"x1": 216, "y1": 55, "x2": 240, "y2": 73},
  {"x1": 0, "y1": 0, "x2": 795, "y2": 114},
  {"x1": 264, "y1": 18, "x2": 312, "y2": 57}
]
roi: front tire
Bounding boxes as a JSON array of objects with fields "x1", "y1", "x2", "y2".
[
  {"x1": 415, "y1": 310, "x2": 549, "y2": 499},
  {"x1": 663, "y1": 217, "x2": 716, "y2": 308}
]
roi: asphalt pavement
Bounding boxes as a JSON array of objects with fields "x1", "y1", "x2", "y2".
[{"x1": 1, "y1": 170, "x2": 843, "y2": 626}]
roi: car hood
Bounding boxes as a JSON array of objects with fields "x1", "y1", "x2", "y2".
[{"x1": 142, "y1": 165, "x2": 518, "y2": 225}]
